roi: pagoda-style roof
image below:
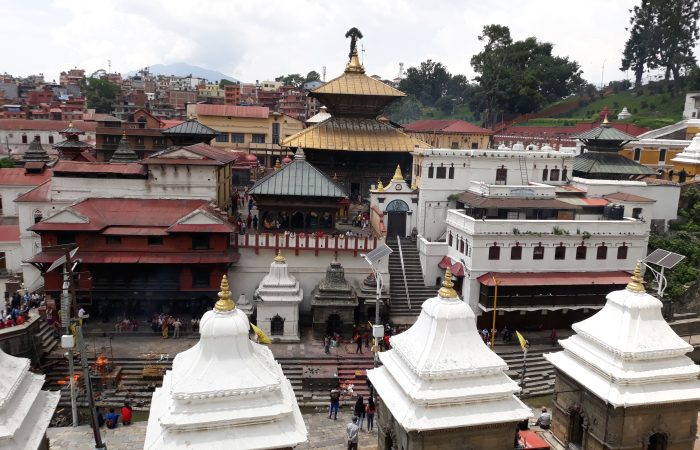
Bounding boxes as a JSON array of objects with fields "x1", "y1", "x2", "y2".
[
  {"x1": 161, "y1": 119, "x2": 218, "y2": 137},
  {"x1": 60, "y1": 122, "x2": 84, "y2": 135},
  {"x1": 311, "y1": 70, "x2": 405, "y2": 98},
  {"x1": 110, "y1": 134, "x2": 139, "y2": 163},
  {"x1": 572, "y1": 124, "x2": 639, "y2": 142},
  {"x1": 22, "y1": 137, "x2": 51, "y2": 163},
  {"x1": 281, "y1": 117, "x2": 431, "y2": 152},
  {"x1": 573, "y1": 152, "x2": 655, "y2": 178},
  {"x1": 250, "y1": 149, "x2": 347, "y2": 198}
]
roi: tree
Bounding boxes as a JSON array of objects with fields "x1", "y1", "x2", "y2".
[
  {"x1": 79, "y1": 77, "x2": 120, "y2": 114},
  {"x1": 304, "y1": 71, "x2": 321, "y2": 84},
  {"x1": 383, "y1": 95, "x2": 422, "y2": 124},
  {"x1": 0, "y1": 158, "x2": 15, "y2": 168},
  {"x1": 470, "y1": 25, "x2": 584, "y2": 128},
  {"x1": 621, "y1": 0, "x2": 658, "y2": 88},
  {"x1": 399, "y1": 60, "x2": 453, "y2": 106}
]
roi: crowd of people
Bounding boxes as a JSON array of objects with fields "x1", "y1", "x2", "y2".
[
  {"x1": 1, "y1": 291, "x2": 41, "y2": 329},
  {"x1": 150, "y1": 314, "x2": 192, "y2": 339},
  {"x1": 96, "y1": 403, "x2": 133, "y2": 429}
]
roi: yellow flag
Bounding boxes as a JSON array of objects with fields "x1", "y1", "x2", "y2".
[
  {"x1": 516, "y1": 331, "x2": 527, "y2": 350},
  {"x1": 251, "y1": 323, "x2": 272, "y2": 344}
]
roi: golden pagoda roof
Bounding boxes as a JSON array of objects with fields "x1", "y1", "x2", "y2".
[
  {"x1": 281, "y1": 117, "x2": 432, "y2": 152},
  {"x1": 312, "y1": 71, "x2": 405, "y2": 98}
]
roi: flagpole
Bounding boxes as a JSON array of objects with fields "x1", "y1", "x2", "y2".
[{"x1": 519, "y1": 347, "x2": 528, "y2": 397}]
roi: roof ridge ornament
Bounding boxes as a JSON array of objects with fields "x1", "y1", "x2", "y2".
[
  {"x1": 214, "y1": 275, "x2": 236, "y2": 312},
  {"x1": 602, "y1": 113, "x2": 610, "y2": 127},
  {"x1": 438, "y1": 267, "x2": 458, "y2": 299},
  {"x1": 391, "y1": 165, "x2": 404, "y2": 182},
  {"x1": 294, "y1": 147, "x2": 306, "y2": 161},
  {"x1": 344, "y1": 27, "x2": 365, "y2": 74},
  {"x1": 376, "y1": 179, "x2": 385, "y2": 192},
  {"x1": 626, "y1": 262, "x2": 646, "y2": 293},
  {"x1": 274, "y1": 249, "x2": 286, "y2": 263}
]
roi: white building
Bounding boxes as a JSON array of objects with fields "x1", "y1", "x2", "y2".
[
  {"x1": 253, "y1": 251, "x2": 303, "y2": 342},
  {"x1": 0, "y1": 347, "x2": 59, "y2": 449},
  {"x1": 367, "y1": 270, "x2": 531, "y2": 449},
  {"x1": 683, "y1": 91, "x2": 700, "y2": 120},
  {"x1": 0, "y1": 119, "x2": 96, "y2": 157},
  {"x1": 145, "y1": 276, "x2": 307, "y2": 449}
]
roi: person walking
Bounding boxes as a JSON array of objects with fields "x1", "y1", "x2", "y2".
[
  {"x1": 355, "y1": 333, "x2": 363, "y2": 354},
  {"x1": 346, "y1": 416, "x2": 360, "y2": 450},
  {"x1": 252, "y1": 215, "x2": 258, "y2": 231},
  {"x1": 121, "y1": 402, "x2": 133, "y2": 426},
  {"x1": 161, "y1": 317, "x2": 169, "y2": 339},
  {"x1": 354, "y1": 396, "x2": 366, "y2": 430},
  {"x1": 329, "y1": 388, "x2": 341, "y2": 419},
  {"x1": 366, "y1": 396, "x2": 376, "y2": 432},
  {"x1": 173, "y1": 318, "x2": 182, "y2": 339},
  {"x1": 324, "y1": 335, "x2": 331, "y2": 354},
  {"x1": 246, "y1": 214, "x2": 252, "y2": 230}
]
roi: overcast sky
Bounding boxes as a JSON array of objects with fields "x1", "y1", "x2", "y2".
[{"x1": 4, "y1": 0, "x2": 699, "y2": 85}]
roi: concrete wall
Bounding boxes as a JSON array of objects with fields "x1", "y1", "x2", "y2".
[{"x1": 417, "y1": 235, "x2": 447, "y2": 288}]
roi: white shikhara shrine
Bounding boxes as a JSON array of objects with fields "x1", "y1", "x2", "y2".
[
  {"x1": 367, "y1": 269, "x2": 531, "y2": 432},
  {"x1": 254, "y1": 251, "x2": 303, "y2": 342},
  {"x1": 545, "y1": 264, "x2": 700, "y2": 407},
  {"x1": 0, "y1": 347, "x2": 59, "y2": 450},
  {"x1": 145, "y1": 275, "x2": 307, "y2": 450}
]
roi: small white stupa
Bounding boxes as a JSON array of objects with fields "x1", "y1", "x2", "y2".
[
  {"x1": 546, "y1": 264, "x2": 700, "y2": 407},
  {"x1": 144, "y1": 275, "x2": 307, "y2": 450},
  {"x1": 671, "y1": 132, "x2": 700, "y2": 166},
  {"x1": 367, "y1": 269, "x2": 531, "y2": 442},
  {"x1": 617, "y1": 106, "x2": 632, "y2": 120},
  {"x1": 254, "y1": 251, "x2": 303, "y2": 342},
  {"x1": 0, "y1": 347, "x2": 59, "y2": 450}
]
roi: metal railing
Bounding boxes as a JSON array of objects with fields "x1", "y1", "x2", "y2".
[{"x1": 396, "y1": 236, "x2": 411, "y2": 311}]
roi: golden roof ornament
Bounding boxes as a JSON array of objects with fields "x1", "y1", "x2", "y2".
[
  {"x1": 602, "y1": 113, "x2": 610, "y2": 127},
  {"x1": 376, "y1": 179, "x2": 385, "y2": 192},
  {"x1": 391, "y1": 165, "x2": 404, "y2": 182},
  {"x1": 626, "y1": 262, "x2": 646, "y2": 293},
  {"x1": 214, "y1": 275, "x2": 236, "y2": 312},
  {"x1": 410, "y1": 180, "x2": 417, "y2": 190},
  {"x1": 438, "y1": 267, "x2": 458, "y2": 299},
  {"x1": 344, "y1": 27, "x2": 365, "y2": 74},
  {"x1": 274, "y1": 249, "x2": 286, "y2": 263}
]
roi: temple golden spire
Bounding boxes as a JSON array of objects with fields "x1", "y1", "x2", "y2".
[
  {"x1": 391, "y1": 165, "x2": 404, "y2": 182},
  {"x1": 274, "y1": 249, "x2": 286, "y2": 263},
  {"x1": 214, "y1": 275, "x2": 236, "y2": 312},
  {"x1": 438, "y1": 267, "x2": 458, "y2": 299},
  {"x1": 626, "y1": 262, "x2": 646, "y2": 293},
  {"x1": 345, "y1": 48, "x2": 365, "y2": 74},
  {"x1": 376, "y1": 179, "x2": 385, "y2": 192},
  {"x1": 602, "y1": 113, "x2": 610, "y2": 126}
]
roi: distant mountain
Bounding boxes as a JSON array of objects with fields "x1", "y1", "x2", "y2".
[{"x1": 126, "y1": 63, "x2": 238, "y2": 83}]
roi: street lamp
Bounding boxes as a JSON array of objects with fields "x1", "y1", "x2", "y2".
[{"x1": 361, "y1": 243, "x2": 393, "y2": 367}]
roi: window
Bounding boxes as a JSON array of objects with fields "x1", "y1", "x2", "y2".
[
  {"x1": 34, "y1": 135, "x2": 40, "y2": 143},
  {"x1": 33, "y1": 210, "x2": 43, "y2": 224},
  {"x1": 533, "y1": 245, "x2": 544, "y2": 260},
  {"x1": 495, "y1": 167, "x2": 507, "y2": 185},
  {"x1": 272, "y1": 123, "x2": 280, "y2": 144},
  {"x1": 597, "y1": 245, "x2": 608, "y2": 260},
  {"x1": 192, "y1": 268, "x2": 210, "y2": 288},
  {"x1": 215, "y1": 133, "x2": 229, "y2": 143},
  {"x1": 57, "y1": 232, "x2": 76, "y2": 245},
  {"x1": 428, "y1": 165, "x2": 434, "y2": 178},
  {"x1": 148, "y1": 236, "x2": 164, "y2": 246},
  {"x1": 511, "y1": 245, "x2": 522, "y2": 260},
  {"x1": 471, "y1": 142, "x2": 478, "y2": 149},
  {"x1": 192, "y1": 234, "x2": 210, "y2": 249},
  {"x1": 460, "y1": 240, "x2": 465, "y2": 253},
  {"x1": 448, "y1": 166, "x2": 455, "y2": 179},
  {"x1": 488, "y1": 244, "x2": 500, "y2": 260},
  {"x1": 550, "y1": 168, "x2": 560, "y2": 181},
  {"x1": 106, "y1": 236, "x2": 122, "y2": 245},
  {"x1": 632, "y1": 207, "x2": 643, "y2": 219},
  {"x1": 451, "y1": 142, "x2": 459, "y2": 149},
  {"x1": 252, "y1": 134, "x2": 265, "y2": 143},
  {"x1": 617, "y1": 244, "x2": 628, "y2": 260},
  {"x1": 542, "y1": 167, "x2": 548, "y2": 181},
  {"x1": 48, "y1": 135, "x2": 54, "y2": 144},
  {"x1": 448, "y1": 233, "x2": 453, "y2": 246},
  {"x1": 554, "y1": 244, "x2": 566, "y2": 260},
  {"x1": 576, "y1": 245, "x2": 587, "y2": 260},
  {"x1": 659, "y1": 148, "x2": 667, "y2": 163},
  {"x1": 231, "y1": 133, "x2": 244, "y2": 143},
  {"x1": 633, "y1": 148, "x2": 641, "y2": 161},
  {"x1": 436, "y1": 166, "x2": 447, "y2": 179},
  {"x1": 21, "y1": 135, "x2": 27, "y2": 144}
]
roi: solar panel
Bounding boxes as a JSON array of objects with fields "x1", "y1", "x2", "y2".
[
  {"x1": 644, "y1": 248, "x2": 686, "y2": 269},
  {"x1": 364, "y1": 244, "x2": 393, "y2": 265}
]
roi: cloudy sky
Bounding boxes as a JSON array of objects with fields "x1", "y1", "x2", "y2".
[{"x1": 4, "y1": 0, "x2": 699, "y2": 85}]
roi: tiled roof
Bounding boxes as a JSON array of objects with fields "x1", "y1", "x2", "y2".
[
  {"x1": 404, "y1": 120, "x2": 494, "y2": 135},
  {"x1": 0, "y1": 119, "x2": 97, "y2": 132},
  {"x1": 572, "y1": 125, "x2": 639, "y2": 141},
  {"x1": 143, "y1": 143, "x2": 243, "y2": 165},
  {"x1": 14, "y1": 180, "x2": 51, "y2": 203},
  {"x1": 250, "y1": 149, "x2": 347, "y2": 198},
  {"x1": 195, "y1": 104, "x2": 269, "y2": 119},
  {"x1": 311, "y1": 71, "x2": 404, "y2": 97},
  {"x1": 162, "y1": 119, "x2": 217, "y2": 136},
  {"x1": 0, "y1": 224, "x2": 20, "y2": 242},
  {"x1": 604, "y1": 192, "x2": 656, "y2": 203},
  {"x1": 52, "y1": 161, "x2": 146, "y2": 176},
  {"x1": 496, "y1": 123, "x2": 649, "y2": 140},
  {"x1": 0, "y1": 168, "x2": 52, "y2": 186},
  {"x1": 281, "y1": 117, "x2": 431, "y2": 152},
  {"x1": 458, "y1": 190, "x2": 579, "y2": 209}
]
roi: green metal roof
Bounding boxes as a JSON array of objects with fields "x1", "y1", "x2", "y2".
[
  {"x1": 250, "y1": 149, "x2": 347, "y2": 198},
  {"x1": 162, "y1": 119, "x2": 218, "y2": 137},
  {"x1": 572, "y1": 125, "x2": 639, "y2": 142},
  {"x1": 573, "y1": 152, "x2": 655, "y2": 176}
]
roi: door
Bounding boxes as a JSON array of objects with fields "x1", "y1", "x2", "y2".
[{"x1": 387, "y1": 212, "x2": 406, "y2": 237}]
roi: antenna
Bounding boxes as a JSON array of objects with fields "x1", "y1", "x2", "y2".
[
  {"x1": 361, "y1": 44, "x2": 365, "y2": 65},
  {"x1": 398, "y1": 62, "x2": 404, "y2": 79},
  {"x1": 322, "y1": 66, "x2": 326, "y2": 82}
]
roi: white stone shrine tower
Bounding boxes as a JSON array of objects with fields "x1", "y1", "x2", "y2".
[{"x1": 254, "y1": 251, "x2": 303, "y2": 342}]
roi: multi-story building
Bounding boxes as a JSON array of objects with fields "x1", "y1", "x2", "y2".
[
  {"x1": 0, "y1": 119, "x2": 97, "y2": 158},
  {"x1": 224, "y1": 83, "x2": 241, "y2": 105},
  {"x1": 404, "y1": 120, "x2": 493, "y2": 149},
  {"x1": 59, "y1": 69, "x2": 85, "y2": 86},
  {"x1": 94, "y1": 109, "x2": 169, "y2": 160}
]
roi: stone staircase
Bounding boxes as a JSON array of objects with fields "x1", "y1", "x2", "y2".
[
  {"x1": 41, "y1": 354, "x2": 375, "y2": 410},
  {"x1": 386, "y1": 237, "x2": 437, "y2": 322},
  {"x1": 37, "y1": 319, "x2": 59, "y2": 357},
  {"x1": 500, "y1": 348, "x2": 556, "y2": 398}
]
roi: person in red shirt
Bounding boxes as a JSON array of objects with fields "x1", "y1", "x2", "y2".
[
  {"x1": 5, "y1": 318, "x2": 14, "y2": 327},
  {"x1": 15, "y1": 315, "x2": 24, "y2": 325},
  {"x1": 121, "y1": 402, "x2": 133, "y2": 426}
]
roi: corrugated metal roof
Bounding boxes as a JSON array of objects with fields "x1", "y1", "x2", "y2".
[
  {"x1": 0, "y1": 119, "x2": 97, "y2": 132},
  {"x1": 458, "y1": 190, "x2": 579, "y2": 209},
  {"x1": 558, "y1": 197, "x2": 609, "y2": 207},
  {"x1": 404, "y1": 119, "x2": 494, "y2": 135},
  {"x1": 250, "y1": 150, "x2": 347, "y2": 198},
  {"x1": 281, "y1": 117, "x2": 431, "y2": 152},
  {"x1": 101, "y1": 226, "x2": 169, "y2": 236},
  {"x1": 311, "y1": 71, "x2": 404, "y2": 97},
  {"x1": 604, "y1": 192, "x2": 656, "y2": 203},
  {"x1": 143, "y1": 143, "x2": 242, "y2": 165},
  {"x1": 27, "y1": 250, "x2": 239, "y2": 264},
  {"x1": 572, "y1": 125, "x2": 639, "y2": 141},
  {"x1": 0, "y1": 224, "x2": 20, "y2": 242},
  {"x1": 573, "y1": 153, "x2": 655, "y2": 176},
  {"x1": 0, "y1": 168, "x2": 52, "y2": 186},
  {"x1": 478, "y1": 271, "x2": 632, "y2": 286},
  {"x1": 52, "y1": 161, "x2": 146, "y2": 176},
  {"x1": 162, "y1": 119, "x2": 218, "y2": 136},
  {"x1": 195, "y1": 104, "x2": 269, "y2": 118}
]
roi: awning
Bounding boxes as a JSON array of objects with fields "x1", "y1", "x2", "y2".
[
  {"x1": 477, "y1": 271, "x2": 631, "y2": 287},
  {"x1": 438, "y1": 255, "x2": 465, "y2": 277},
  {"x1": 26, "y1": 250, "x2": 239, "y2": 266}
]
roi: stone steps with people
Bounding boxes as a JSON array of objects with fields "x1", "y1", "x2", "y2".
[{"x1": 386, "y1": 237, "x2": 437, "y2": 320}]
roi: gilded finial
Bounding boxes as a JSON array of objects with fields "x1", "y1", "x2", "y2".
[
  {"x1": 410, "y1": 180, "x2": 417, "y2": 190},
  {"x1": 274, "y1": 249, "x2": 286, "y2": 263},
  {"x1": 626, "y1": 262, "x2": 646, "y2": 293},
  {"x1": 274, "y1": 158, "x2": 282, "y2": 171},
  {"x1": 345, "y1": 27, "x2": 365, "y2": 74},
  {"x1": 376, "y1": 179, "x2": 385, "y2": 192},
  {"x1": 438, "y1": 267, "x2": 458, "y2": 299},
  {"x1": 602, "y1": 114, "x2": 609, "y2": 126},
  {"x1": 68, "y1": 121, "x2": 74, "y2": 128},
  {"x1": 391, "y1": 165, "x2": 404, "y2": 182},
  {"x1": 214, "y1": 275, "x2": 236, "y2": 312}
]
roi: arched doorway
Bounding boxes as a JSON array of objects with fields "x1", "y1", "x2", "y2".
[
  {"x1": 271, "y1": 315, "x2": 284, "y2": 336},
  {"x1": 326, "y1": 314, "x2": 343, "y2": 336},
  {"x1": 386, "y1": 199, "x2": 409, "y2": 238},
  {"x1": 648, "y1": 433, "x2": 668, "y2": 450}
]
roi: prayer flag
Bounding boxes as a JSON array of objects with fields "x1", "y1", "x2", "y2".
[{"x1": 516, "y1": 331, "x2": 527, "y2": 350}]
